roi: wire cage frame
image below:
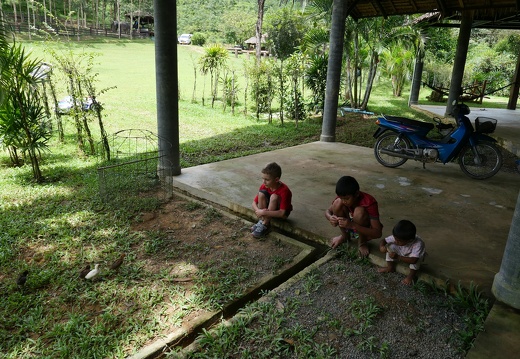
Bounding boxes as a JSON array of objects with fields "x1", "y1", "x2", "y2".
[{"x1": 97, "y1": 129, "x2": 173, "y2": 203}]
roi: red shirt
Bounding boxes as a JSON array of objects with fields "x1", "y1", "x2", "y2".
[
  {"x1": 337, "y1": 191, "x2": 379, "y2": 220},
  {"x1": 254, "y1": 182, "x2": 293, "y2": 212}
]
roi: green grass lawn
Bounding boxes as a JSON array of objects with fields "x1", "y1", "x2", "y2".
[{"x1": 1, "y1": 38, "x2": 514, "y2": 358}]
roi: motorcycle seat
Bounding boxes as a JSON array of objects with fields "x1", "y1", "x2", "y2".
[{"x1": 384, "y1": 115, "x2": 435, "y2": 130}]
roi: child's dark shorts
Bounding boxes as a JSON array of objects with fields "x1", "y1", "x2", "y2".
[{"x1": 260, "y1": 189, "x2": 291, "y2": 218}]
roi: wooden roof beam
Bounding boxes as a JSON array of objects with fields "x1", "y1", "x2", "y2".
[
  {"x1": 346, "y1": 0, "x2": 362, "y2": 19},
  {"x1": 435, "y1": 0, "x2": 448, "y2": 15},
  {"x1": 373, "y1": 0, "x2": 388, "y2": 18}
]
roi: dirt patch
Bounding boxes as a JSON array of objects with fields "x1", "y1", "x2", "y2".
[
  {"x1": 128, "y1": 193, "x2": 305, "y2": 351},
  {"x1": 131, "y1": 196, "x2": 302, "y2": 280}
]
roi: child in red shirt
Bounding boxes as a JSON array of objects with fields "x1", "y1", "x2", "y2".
[
  {"x1": 251, "y1": 162, "x2": 293, "y2": 238},
  {"x1": 325, "y1": 176, "x2": 383, "y2": 257}
]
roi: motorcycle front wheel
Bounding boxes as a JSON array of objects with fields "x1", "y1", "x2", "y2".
[
  {"x1": 374, "y1": 132, "x2": 411, "y2": 168},
  {"x1": 458, "y1": 142, "x2": 503, "y2": 179}
]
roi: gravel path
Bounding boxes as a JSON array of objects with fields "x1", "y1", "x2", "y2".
[{"x1": 257, "y1": 251, "x2": 468, "y2": 358}]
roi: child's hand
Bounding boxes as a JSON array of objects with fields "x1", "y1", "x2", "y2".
[
  {"x1": 388, "y1": 251, "x2": 398, "y2": 260},
  {"x1": 379, "y1": 240, "x2": 387, "y2": 253},
  {"x1": 338, "y1": 217, "x2": 352, "y2": 229},
  {"x1": 329, "y1": 215, "x2": 339, "y2": 227}
]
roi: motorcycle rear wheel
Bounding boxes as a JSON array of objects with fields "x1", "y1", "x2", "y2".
[
  {"x1": 458, "y1": 142, "x2": 503, "y2": 179},
  {"x1": 374, "y1": 132, "x2": 411, "y2": 168}
]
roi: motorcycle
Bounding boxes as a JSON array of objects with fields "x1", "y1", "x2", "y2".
[{"x1": 372, "y1": 101, "x2": 503, "y2": 179}]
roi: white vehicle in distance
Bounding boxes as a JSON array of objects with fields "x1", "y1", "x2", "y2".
[{"x1": 177, "y1": 34, "x2": 192, "y2": 45}]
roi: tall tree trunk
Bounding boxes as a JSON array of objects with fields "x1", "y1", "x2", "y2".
[
  {"x1": 19, "y1": 1, "x2": 23, "y2": 23},
  {"x1": 77, "y1": 5, "x2": 80, "y2": 40},
  {"x1": 243, "y1": 69, "x2": 248, "y2": 116},
  {"x1": 96, "y1": 0, "x2": 99, "y2": 28},
  {"x1": 12, "y1": 1, "x2": 17, "y2": 24},
  {"x1": 211, "y1": 70, "x2": 218, "y2": 108},
  {"x1": 26, "y1": 0, "x2": 31, "y2": 39},
  {"x1": 137, "y1": 0, "x2": 142, "y2": 32},
  {"x1": 116, "y1": 0, "x2": 121, "y2": 38},
  {"x1": 293, "y1": 75, "x2": 299, "y2": 127},
  {"x1": 129, "y1": 0, "x2": 133, "y2": 39},
  {"x1": 1, "y1": 1, "x2": 5, "y2": 23},
  {"x1": 231, "y1": 70, "x2": 236, "y2": 115},
  {"x1": 255, "y1": 0, "x2": 265, "y2": 64},
  {"x1": 202, "y1": 74, "x2": 206, "y2": 106},
  {"x1": 77, "y1": 82, "x2": 95, "y2": 154},
  {"x1": 32, "y1": 0, "x2": 36, "y2": 28},
  {"x1": 192, "y1": 58, "x2": 197, "y2": 103},
  {"x1": 43, "y1": 0, "x2": 47, "y2": 23},
  {"x1": 48, "y1": 78, "x2": 64, "y2": 142},
  {"x1": 103, "y1": 0, "x2": 106, "y2": 29},
  {"x1": 352, "y1": 29, "x2": 359, "y2": 108},
  {"x1": 68, "y1": 76, "x2": 85, "y2": 152},
  {"x1": 345, "y1": 57, "x2": 352, "y2": 101},
  {"x1": 360, "y1": 52, "x2": 379, "y2": 110},
  {"x1": 279, "y1": 60, "x2": 284, "y2": 125}
]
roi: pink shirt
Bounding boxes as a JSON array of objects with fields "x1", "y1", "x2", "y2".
[{"x1": 385, "y1": 235, "x2": 425, "y2": 259}]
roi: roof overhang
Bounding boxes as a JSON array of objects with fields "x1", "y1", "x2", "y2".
[{"x1": 347, "y1": 0, "x2": 520, "y2": 29}]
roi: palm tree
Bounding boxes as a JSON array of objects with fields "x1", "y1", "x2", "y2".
[
  {"x1": 199, "y1": 44, "x2": 229, "y2": 108},
  {"x1": 344, "y1": 16, "x2": 417, "y2": 110},
  {"x1": 380, "y1": 42, "x2": 415, "y2": 97}
]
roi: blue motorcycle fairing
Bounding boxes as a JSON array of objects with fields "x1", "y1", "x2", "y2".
[
  {"x1": 470, "y1": 132, "x2": 497, "y2": 144},
  {"x1": 375, "y1": 115, "x2": 475, "y2": 164}
]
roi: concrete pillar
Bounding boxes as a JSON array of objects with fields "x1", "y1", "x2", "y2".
[
  {"x1": 154, "y1": 0, "x2": 181, "y2": 176},
  {"x1": 320, "y1": 0, "x2": 348, "y2": 142},
  {"x1": 492, "y1": 190, "x2": 520, "y2": 309},
  {"x1": 507, "y1": 54, "x2": 520, "y2": 110},
  {"x1": 445, "y1": 11, "x2": 473, "y2": 117}
]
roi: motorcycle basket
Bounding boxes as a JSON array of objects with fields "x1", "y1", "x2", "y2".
[{"x1": 475, "y1": 117, "x2": 497, "y2": 134}]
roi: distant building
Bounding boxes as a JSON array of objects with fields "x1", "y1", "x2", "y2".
[{"x1": 244, "y1": 33, "x2": 268, "y2": 51}]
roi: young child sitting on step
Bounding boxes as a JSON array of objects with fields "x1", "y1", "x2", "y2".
[{"x1": 378, "y1": 219, "x2": 426, "y2": 285}]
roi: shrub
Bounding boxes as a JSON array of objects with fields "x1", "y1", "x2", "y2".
[{"x1": 191, "y1": 33, "x2": 206, "y2": 46}]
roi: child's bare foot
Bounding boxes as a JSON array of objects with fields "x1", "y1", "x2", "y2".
[
  {"x1": 331, "y1": 235, "x2": 346, "y2": 249},
  {"x1": 378, "y1": 266, "x2": 395, "y2": 274},
  {"x1": 402, "y1": 276, "x2": 414, "y2": 285},
  {"x1": 358, "y1": 243, "x2": 369, "y2": 257}
]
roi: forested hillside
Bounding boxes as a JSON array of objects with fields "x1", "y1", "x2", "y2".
[
  {"x1": 0, "y1": 0, "x2": 294, "y2": 40},
  {"x1": 1, "y1": 0, "x2": 519, "y2": 111}
]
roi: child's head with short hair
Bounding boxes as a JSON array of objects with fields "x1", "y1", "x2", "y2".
[
  {"x1": 392, "y1": 220, "x2": 416, "y2": 244},
  {"x1": 335, "y1": 176, "x2": 360, "y2": 196},
  {"x1": 262, "y1": 162, "x2": 282, "y2": 180}
]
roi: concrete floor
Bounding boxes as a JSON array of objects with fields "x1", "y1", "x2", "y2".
[
  {"x1": 171, "y1": 141, "x2": 519, "y2": 295},
  {"x1": 169, "y1": 108, "x2": 520, "y2": 358}
]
